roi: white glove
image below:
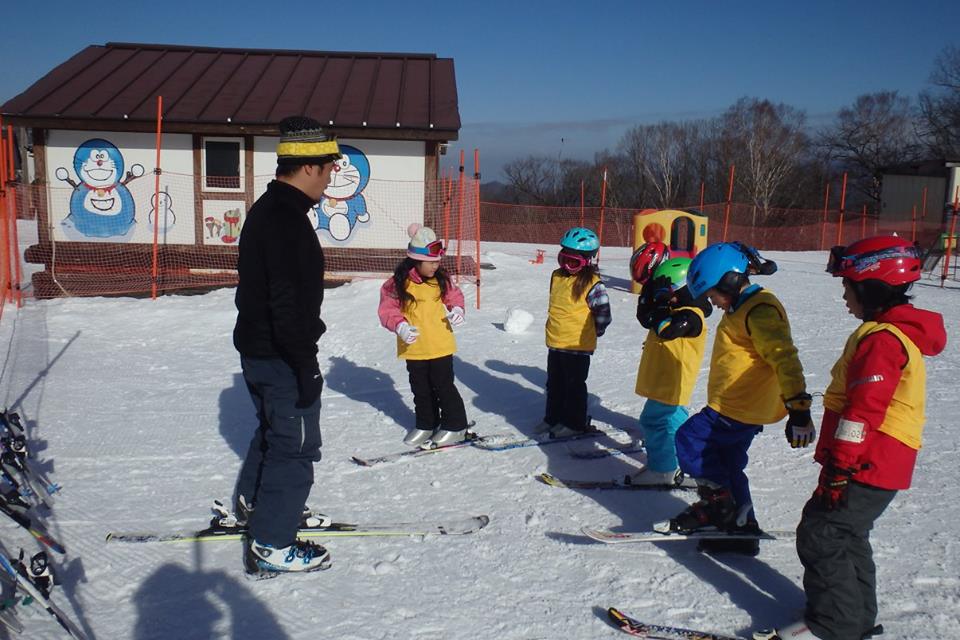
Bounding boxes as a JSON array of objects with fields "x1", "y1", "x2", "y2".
[
  {"x1": 396, "y1": 322, "x2": 419, "y2": 344},
  {"x1": 446, "y1": 306, "x2": 465, "y2": 327}
]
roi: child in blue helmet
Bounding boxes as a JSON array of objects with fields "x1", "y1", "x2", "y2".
[
  {"x1": 629, "y1": 257, "x2": 712, "y2": 486},
  {"x1": 537, "y1": 227, "x2": 612, "y2": 438},
  {"x1": 660, "y1": 241, "x2": 815, "y2": 555}
]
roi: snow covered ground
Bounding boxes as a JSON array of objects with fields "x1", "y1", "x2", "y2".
[{"x1": 0, "y1": 239, "x2": 957, "y2": 640}]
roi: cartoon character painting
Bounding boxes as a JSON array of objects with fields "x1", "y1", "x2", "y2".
[
  {"x1": 312, "y1": 144, "x2": 370, "y2": 241},
  {"x1": 55, "y1": 138, "x2": 145, "y2": 238},
  {"x1": 148, "y1": 187, "x2": 176, "y2": 234}
]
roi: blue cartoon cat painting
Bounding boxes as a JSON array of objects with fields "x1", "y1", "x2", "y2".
[
  {"x1": 309, "y1": 144, "x2": 370, "y2": 241},
  {"x1": 55, "y1": 138, "x2": 144, "y2": 238}
]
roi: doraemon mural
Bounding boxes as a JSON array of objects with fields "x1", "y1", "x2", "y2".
[
  {"x1": 55, "y1": 138, "x2": 145, "y2": 238},
  {"x1": 311, "y1": 145, "x2": 370, "y2": 242}
]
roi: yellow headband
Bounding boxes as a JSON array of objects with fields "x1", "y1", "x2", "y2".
[{"x1": 276, "y1": 140, "x2": 341, "y2": 158}]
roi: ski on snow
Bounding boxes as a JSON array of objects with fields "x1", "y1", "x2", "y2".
[
  {"x1": 106, "y1": 512, "x2": 490, "y2": 544},
  {"x1": 582, "y1": 526, "x2": 796, "y2": 544},
  {"x1": 536, "y1": 472, "x2": 697, "y2": 491},
  {"x1": 351, "y1": 423, "x2": 635, "y2": 467},
  {"x1": 0, "y1": 544, "x2": 87, "y2": 640},
  {"x1": 608, "y1": 606, "x2": 745, "y2": 640}
]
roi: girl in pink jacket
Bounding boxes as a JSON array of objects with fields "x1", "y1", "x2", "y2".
[{"x1": 378, "y1": 224, "x2": 470, "y2": 448}]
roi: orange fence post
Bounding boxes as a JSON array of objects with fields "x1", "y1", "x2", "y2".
[
  {"x1": 456, "y1": 150, "x2": 465, "y2": 280},
  {"x1": 699, "y1": 180, "x2": 705, "y2": 210},
  {"x1": 943, "y1": 187, "x2": 960, "y2": 286},
  {"x1": 596, "y1": 167, "x2": 607, "y2": 263},
  {"x1": 7, "y1": 125, "x2": 22, "y2": 307},
  {"x1": 442, "y1": 172, "x2": 452, "y2": 243},
  {"x1": 820, "y1": 182, "x2": 830, "y2": 250},
  {"x1": 860, "y1": 205, "x2": 867, "y2": 240},
  {"x1": 911, "y1": 205, "x2": 917, "y2": 243},
  {"x1": 151, "y1": 95, "x2": 163, "y2": 299},
  {"x1": 579, "y1": 179, "x2": 584, "y2": 228},
  {"x1": 0, "y1": 123, "x2": 10, "y2": 305},
  {"x1": 921, "y1": 185, "x2": 928, "y2": 220},
  {"x1": 473, "y1": 149, "x2": 481, "y2": 310},
  {"x1": 722, "y1": 164, "x2": 735, "y2": 241},
  {"x1": 836, "y1": 172, "x2": 847, "y2": 246}
]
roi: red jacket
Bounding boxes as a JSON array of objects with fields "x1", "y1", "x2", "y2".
[{"x1": 815, "y1": 304, "x2": 946, "y2": 490}]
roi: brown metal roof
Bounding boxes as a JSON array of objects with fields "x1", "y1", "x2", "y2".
[{"x1": 1, "y1": 42, "x2": 460, "y2": 139}]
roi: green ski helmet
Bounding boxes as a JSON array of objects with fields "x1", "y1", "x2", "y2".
[{"x1": 652, "y1": 257, "x2": 692, "y2": 293}]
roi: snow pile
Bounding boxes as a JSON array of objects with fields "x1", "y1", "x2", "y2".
[{"x1": 504, "y1": 307, "x2": 534, "y2": 334}]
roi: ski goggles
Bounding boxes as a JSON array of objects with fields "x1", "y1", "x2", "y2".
[
  {"x1": 409, "y1": 239, "x2": 445, "y2": 258},
  {"x1": 826, "y1": 244, "x2": 921, "y2": 276},
  {"x1": 558, "y1": 249, "x2": 590, "y2": 274}
]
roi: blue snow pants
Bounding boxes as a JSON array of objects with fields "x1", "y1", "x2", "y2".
[
  {"x1": 638, "y1": 399, "x2": 688, "y2": 473},
  {"x1": 675, "y1": 406, "x2": 761, "y2": 513},
  {"x1": 234, "y1": 356, "x2": 322, "y2": 547}
]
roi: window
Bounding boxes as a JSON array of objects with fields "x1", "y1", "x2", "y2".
[{"x1": 203, "y1": 138, "x2": 243, "y2": 191}]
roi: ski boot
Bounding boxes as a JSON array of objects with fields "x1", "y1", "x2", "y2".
[
  {"x1": 403, "y1": 428, "x2": 433, "y2": 447},
  {"x1": 244, "y1": 538, "x2": 331, "y2": 579},
  {"x1": 625, "y1": 468, "x2": 683, "y2": 486},
  {"x1": 663, "y1": 481, "x2": 736, "y2": 533},
  {"x1": 429, "y1": 429, "x2": 469, "y2": 447}
]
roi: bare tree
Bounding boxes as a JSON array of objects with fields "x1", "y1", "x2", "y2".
[
  {"x1": 502, "y1": 156, "x2": 560, "y2": 204},
  {"x1": 616, "y1": 120, "x2": 713, "y2": 208},
  {"x1": 820, "y1": 91, "x2": 920, "y2": 203},
  {"x1": 721, "y1": 98, "x2": 810, "y2": 215},
  {"x1": 919, "y1": 45, "x2": 960, "y2": 158}
]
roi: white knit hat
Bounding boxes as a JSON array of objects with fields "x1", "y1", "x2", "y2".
[{"x1": 406, "y1": 223, "x2": 443, "y2": 262}]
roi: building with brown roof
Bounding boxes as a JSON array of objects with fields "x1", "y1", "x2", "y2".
[{"x1": 1, "y1": 42, "x2": 464, "y2": 297}]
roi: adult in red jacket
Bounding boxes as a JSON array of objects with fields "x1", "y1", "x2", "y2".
[{"x1": 756, "y1": 236, "x2": 947, "y2": 640}]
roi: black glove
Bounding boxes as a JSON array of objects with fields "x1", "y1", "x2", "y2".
[
  {"x1": 656, "y1": 309, "x2": 704, "y2": 340},
  {"x1": 648, "y1": 275, "x2": 674, "y2": 304},
  {"x1": 814, "y1": 462, "x2": 859, "y2": 510},
  {"x1": 784, "y1": 393, "x2": 815, "y2": 448},
  {"x1": 295, "y1": 364, "x2": 323, "y2": 409}
]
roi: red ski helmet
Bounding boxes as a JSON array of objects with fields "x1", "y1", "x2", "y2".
[
  {"x1": 630, "y1": 242, "x2": 670, "y2": 284},
  {"x1": 826, "y1": 236, "x2": 922, "y2": 285}
]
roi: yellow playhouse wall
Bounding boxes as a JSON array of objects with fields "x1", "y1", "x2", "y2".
[{"x1": 630, "y1": 209, "x2": 709, "y2": 293}]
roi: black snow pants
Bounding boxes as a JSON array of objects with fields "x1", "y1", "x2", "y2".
[{"x1": 796, "y1": 481, "x2": 896, "y2": 640}]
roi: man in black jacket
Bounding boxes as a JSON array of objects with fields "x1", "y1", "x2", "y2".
[{"x1": 232, "y1": 116, "x2": 340, "y2": 576}]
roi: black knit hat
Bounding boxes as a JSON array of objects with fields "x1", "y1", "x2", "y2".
[{"x1": 276, "y1": 116, "x2": 342, "y2": 166}]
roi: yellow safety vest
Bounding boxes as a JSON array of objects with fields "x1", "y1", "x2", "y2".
[
  {"x1": 707, "y1": 289, "x2": 805, "y2": 425},
  {"x1": 823, "y1": 322, "x2": 926, "y2": 449},
  {"x1": 634, "y1": 306, "x2": 707, "y2": 406},
  {"x1": 396, "y1": 278, "x2": 456, "y2": 360},
  {"x1": 545, "y1": 270, "x2": 599, "y2": 352}
]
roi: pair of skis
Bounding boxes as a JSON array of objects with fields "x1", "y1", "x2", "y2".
[
  {"x1": 0, "y1": 542, "x2": 88, "y2": 639},
  {"x1": 106, "y1": 501, "x2": 490, "y2": 545},
  {"x1": 0, "y1": 411, "x2": 67, "y2": 555},
  {"x1": 351, "y1": 423, "x2": 641, "y2": 467}
]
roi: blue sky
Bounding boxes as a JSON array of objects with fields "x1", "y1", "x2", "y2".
[{"x1": 2, "y1": 0, "x2": 958, "y2": 179}]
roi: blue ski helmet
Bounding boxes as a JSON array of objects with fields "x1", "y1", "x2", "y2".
[
  {"x1": 686, "y1": 242, "x2": 750, "y2": 299},
  {"x1": 560, "y1": 227, "x2": 599, "y2": 253}
]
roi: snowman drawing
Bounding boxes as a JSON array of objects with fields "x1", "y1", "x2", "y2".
[
  {"x1": 148, "y1": 187, "x2": 176, "y2": 234},
  {"x1": 313, "y1": 145, "x2": 370, "y2": 241},
  {"x1": 55, "y1": 139, "x2": 144, "y2": 238}
]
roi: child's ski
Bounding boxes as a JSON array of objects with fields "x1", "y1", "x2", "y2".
[
  {"x1": 536, "y1": 472, "x2": 696, "y2": 491},
  {"x1": 107, "y1": 514, "x2": 490, "y2": 544},
  {"x1": 567, "y1": 443, "x2": 645, "y2": 460},
  {"x1": 607, "y1": 606, "x2": 745, "y2": 639},
  {"x1": 582, "y1": 526, "x2": 795, "y2": 544},
  {"x1": 352, "y1": 424, "x2": 633, "y2": 467}
]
